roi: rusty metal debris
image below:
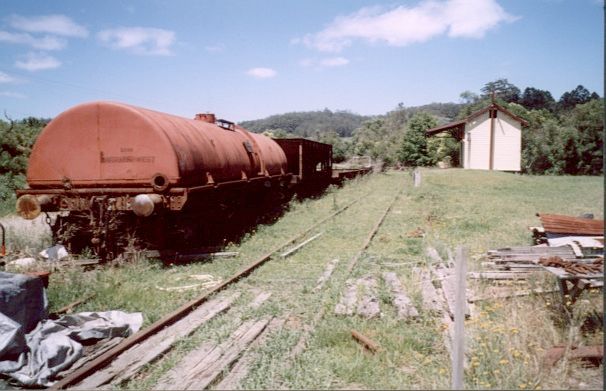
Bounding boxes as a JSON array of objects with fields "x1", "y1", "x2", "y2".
[
  {"x1": 405, "y1": 227, "x2": 425, "y2": 238},
  {"x1": 538, "y1": 256, "x2": 603, "y2": 276},
  {"x1": 351, "y1": 330, "x2": 380, "y2": 353},
  {"x1": 543, "y1": 345, "x2": 604, "y2": 367},
  {"x1": 50, "y1": 293, "x2": 96, "y2": 318}
]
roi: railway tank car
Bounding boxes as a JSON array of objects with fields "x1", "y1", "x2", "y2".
[{"x1": 15, "y1": 101, "x2": 292, "y2": 259}]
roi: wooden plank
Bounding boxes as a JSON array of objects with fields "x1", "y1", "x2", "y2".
[
  {"x1": 155, "y1": 318, "x2": 270, "y2": 390},
  {"x1": 313, "y1": 258, "x2": 339, "y2": 292},
  {"x1": 356, "y1": 276, "x2": 380, "y2": 319},
  {"x1": 249, "y1": 292, "x2": 272, "y2": 309},
  {"x1": 413, "y1": 268, "x2": 442, "y2": 312},
  {"x1": 382, "y1": 272, "x2": 418, "y2": 319},
  {"x1": 426, "y1": 247, "x2": 444, "y2": 264},
  {"x1": 438, "y1": 290, "x2": 454, "y2": 361},
  {"x1": 334, "y1": 279, "x2": 357, "y2": 316},
  {"x1": 435, "y1": 267, "x2": 470, "y2": 319},
  {"x1": 468, "y1": 287, "x2": 559, "y2": 303},
  {"x1": 215, "y1": 318, "x2": 285, "y2": 390},
  {"x1": 468, "y1": 271, "x2": 535, "y2": 280},
  {"x1": 57, "y1": 337, "x2": 123, "y2": 379},
  {"x1": 488, "y1": 246, "x2": 574, "y2": 254},
  {"x1": 75, "y1": 294, "x2": 237, "y2": 389}
]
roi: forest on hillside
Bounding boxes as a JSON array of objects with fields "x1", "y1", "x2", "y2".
[
  {"x1": 0, "y1": 79, "x2": 603, "y2": 208},
  {"x1": 239, "y1": 80, "x2": 603, "y2": 174}
]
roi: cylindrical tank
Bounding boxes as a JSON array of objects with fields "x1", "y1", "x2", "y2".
[{"x1": 26, "y1": 101, "x2": 288, "y2": 189}]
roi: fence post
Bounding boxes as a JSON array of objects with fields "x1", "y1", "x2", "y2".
[
  {"x1": 452, "y1": 246, "x2": 467, "y2": 390},
  {"x1": 413, "y1": 168, "x2": 422, "y2": 187}
]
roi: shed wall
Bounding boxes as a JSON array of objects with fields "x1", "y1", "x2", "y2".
[
  {"x1": 492, "y1": 112, "x2": 521, "y2": 171},
  {"x1": 461, "y1": 112, "x2": 521, "y2": 171},
  {"x1": 464, "y1": 112, "x2": 491, "y2": 170}
]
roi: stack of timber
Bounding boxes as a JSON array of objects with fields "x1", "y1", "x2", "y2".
[{"x1": 486, "y1": 246, "x2": 578, "y2": 271}]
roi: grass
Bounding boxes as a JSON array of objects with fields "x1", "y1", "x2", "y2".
[{"x1": 0, "y1": 169, "x2": 603, "y2": 389}]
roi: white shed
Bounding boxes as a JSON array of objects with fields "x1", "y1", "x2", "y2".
[{"x1": 426, "y1": 103, "x2": 527, "y2": 171}]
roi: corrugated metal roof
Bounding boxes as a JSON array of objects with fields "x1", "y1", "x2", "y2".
[{"x1": 537, "y1": 213, "x2": 604, "y2": 236}]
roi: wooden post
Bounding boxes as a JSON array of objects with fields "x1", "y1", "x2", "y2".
[
  {"x1": 413, "y1": 168, "x2": 421, "y2": 187},
  {"x1": 452, "y1": 246, "x2": 467, "y2": 390}
]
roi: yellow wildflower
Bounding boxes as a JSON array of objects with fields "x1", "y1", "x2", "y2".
[{"x1": 499, "y1": 359, "x2": 509, "y2": 365}]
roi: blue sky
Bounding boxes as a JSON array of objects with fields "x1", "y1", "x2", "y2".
[{"x1": 0, "y1": 0, "x2": 602, "y2": 122}]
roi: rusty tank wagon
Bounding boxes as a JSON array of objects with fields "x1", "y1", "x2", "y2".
[{"x1": 15, "y1": 101, "x2": 369, "y2": 260}]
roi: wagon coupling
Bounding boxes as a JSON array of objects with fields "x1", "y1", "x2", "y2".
[
  {"x1": 16, "y1": 194, "x2": 53, "y2": 220},
  {"x1": 132, "y1": 194, "x2": 164, "y2": 217}
]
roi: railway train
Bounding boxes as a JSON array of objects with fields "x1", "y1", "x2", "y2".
[{"x1": 15, "y1": 101, "x2": 371, "y2": 260}]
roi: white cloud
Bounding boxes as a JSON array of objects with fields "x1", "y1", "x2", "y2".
[
  {"x1": 0, "y1": 91, "x2": 26, "y2": 99},
  {"x1": 246, "y1": 67, "x2": 277, "y2": 79},
  {"x1": 15, "y1": 52, "x2": 61, "y2": 71},
  {"x1": 0, "y1": 30, "x2": 66, "y2": 50},
  {"x1": 0, "y1": 71, "x2": 18, "y2": 83},
  {"x1": 9, "y1": 14, "x2": 88, "y2": 37},
  {"x1": 97, "y1": 27, "x2": 176, "y2": 56},
  {"x1": 300, "y1": 0, "x2": 516, "y2": 52}
]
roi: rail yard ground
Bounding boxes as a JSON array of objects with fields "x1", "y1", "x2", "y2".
[{"x1": 1, "y1": 169, "x2": 604, "y2": 390}]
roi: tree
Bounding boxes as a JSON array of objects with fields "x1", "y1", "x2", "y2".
[
  {"x1": 481, "y1": 79, "x2": 521, "y2": 103},
  {"x1": 520, "y1": 87, "x2": 555, "y2": 111},
  {"x1": 563, "y1": 99, "x2": 604, "y2": 174},
  {"x1": 0, "y1": 116, "x2": 47, "y2": 202},
  {"x1": 317, "y1": 130, "x2": 349, "y2": 163},
  {"x1": 397, "y1": 112, "x2": 438, "y2": 167},
  {"x1": 557, "y1": 85, "x2": 596, "y2": 111},
  {"x1": 459, "y1": 90, "x2": 480, "y2": 105}
]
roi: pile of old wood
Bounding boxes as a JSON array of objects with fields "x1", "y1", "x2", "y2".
[{"x1": 473, "y1": 213, "x2": 604, "y2": 301}]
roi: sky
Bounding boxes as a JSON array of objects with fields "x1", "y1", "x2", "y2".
[{"x1": 0, "y1": 0, "x2": 603, "y2": 122}]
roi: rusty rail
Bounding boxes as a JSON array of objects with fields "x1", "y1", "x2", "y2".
[{"x1": 50, "y1": 194, "x2": 365, "y2": 389}]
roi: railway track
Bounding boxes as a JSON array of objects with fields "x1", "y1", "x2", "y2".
[
  {"x1": 51, "y1": 192, "x2": 377, "y2": 389},
  {"x1": 51, "y1": 178, "x2": 404, "y2": 389}
]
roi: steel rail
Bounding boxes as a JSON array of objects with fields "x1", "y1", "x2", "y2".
[{"x1": 50, "y1": 193, "x2": 365, "y2": 389}]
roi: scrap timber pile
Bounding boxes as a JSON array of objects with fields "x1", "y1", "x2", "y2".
[{"x1": 477, "y1": 213, "x2": 604, "y2": 302}]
